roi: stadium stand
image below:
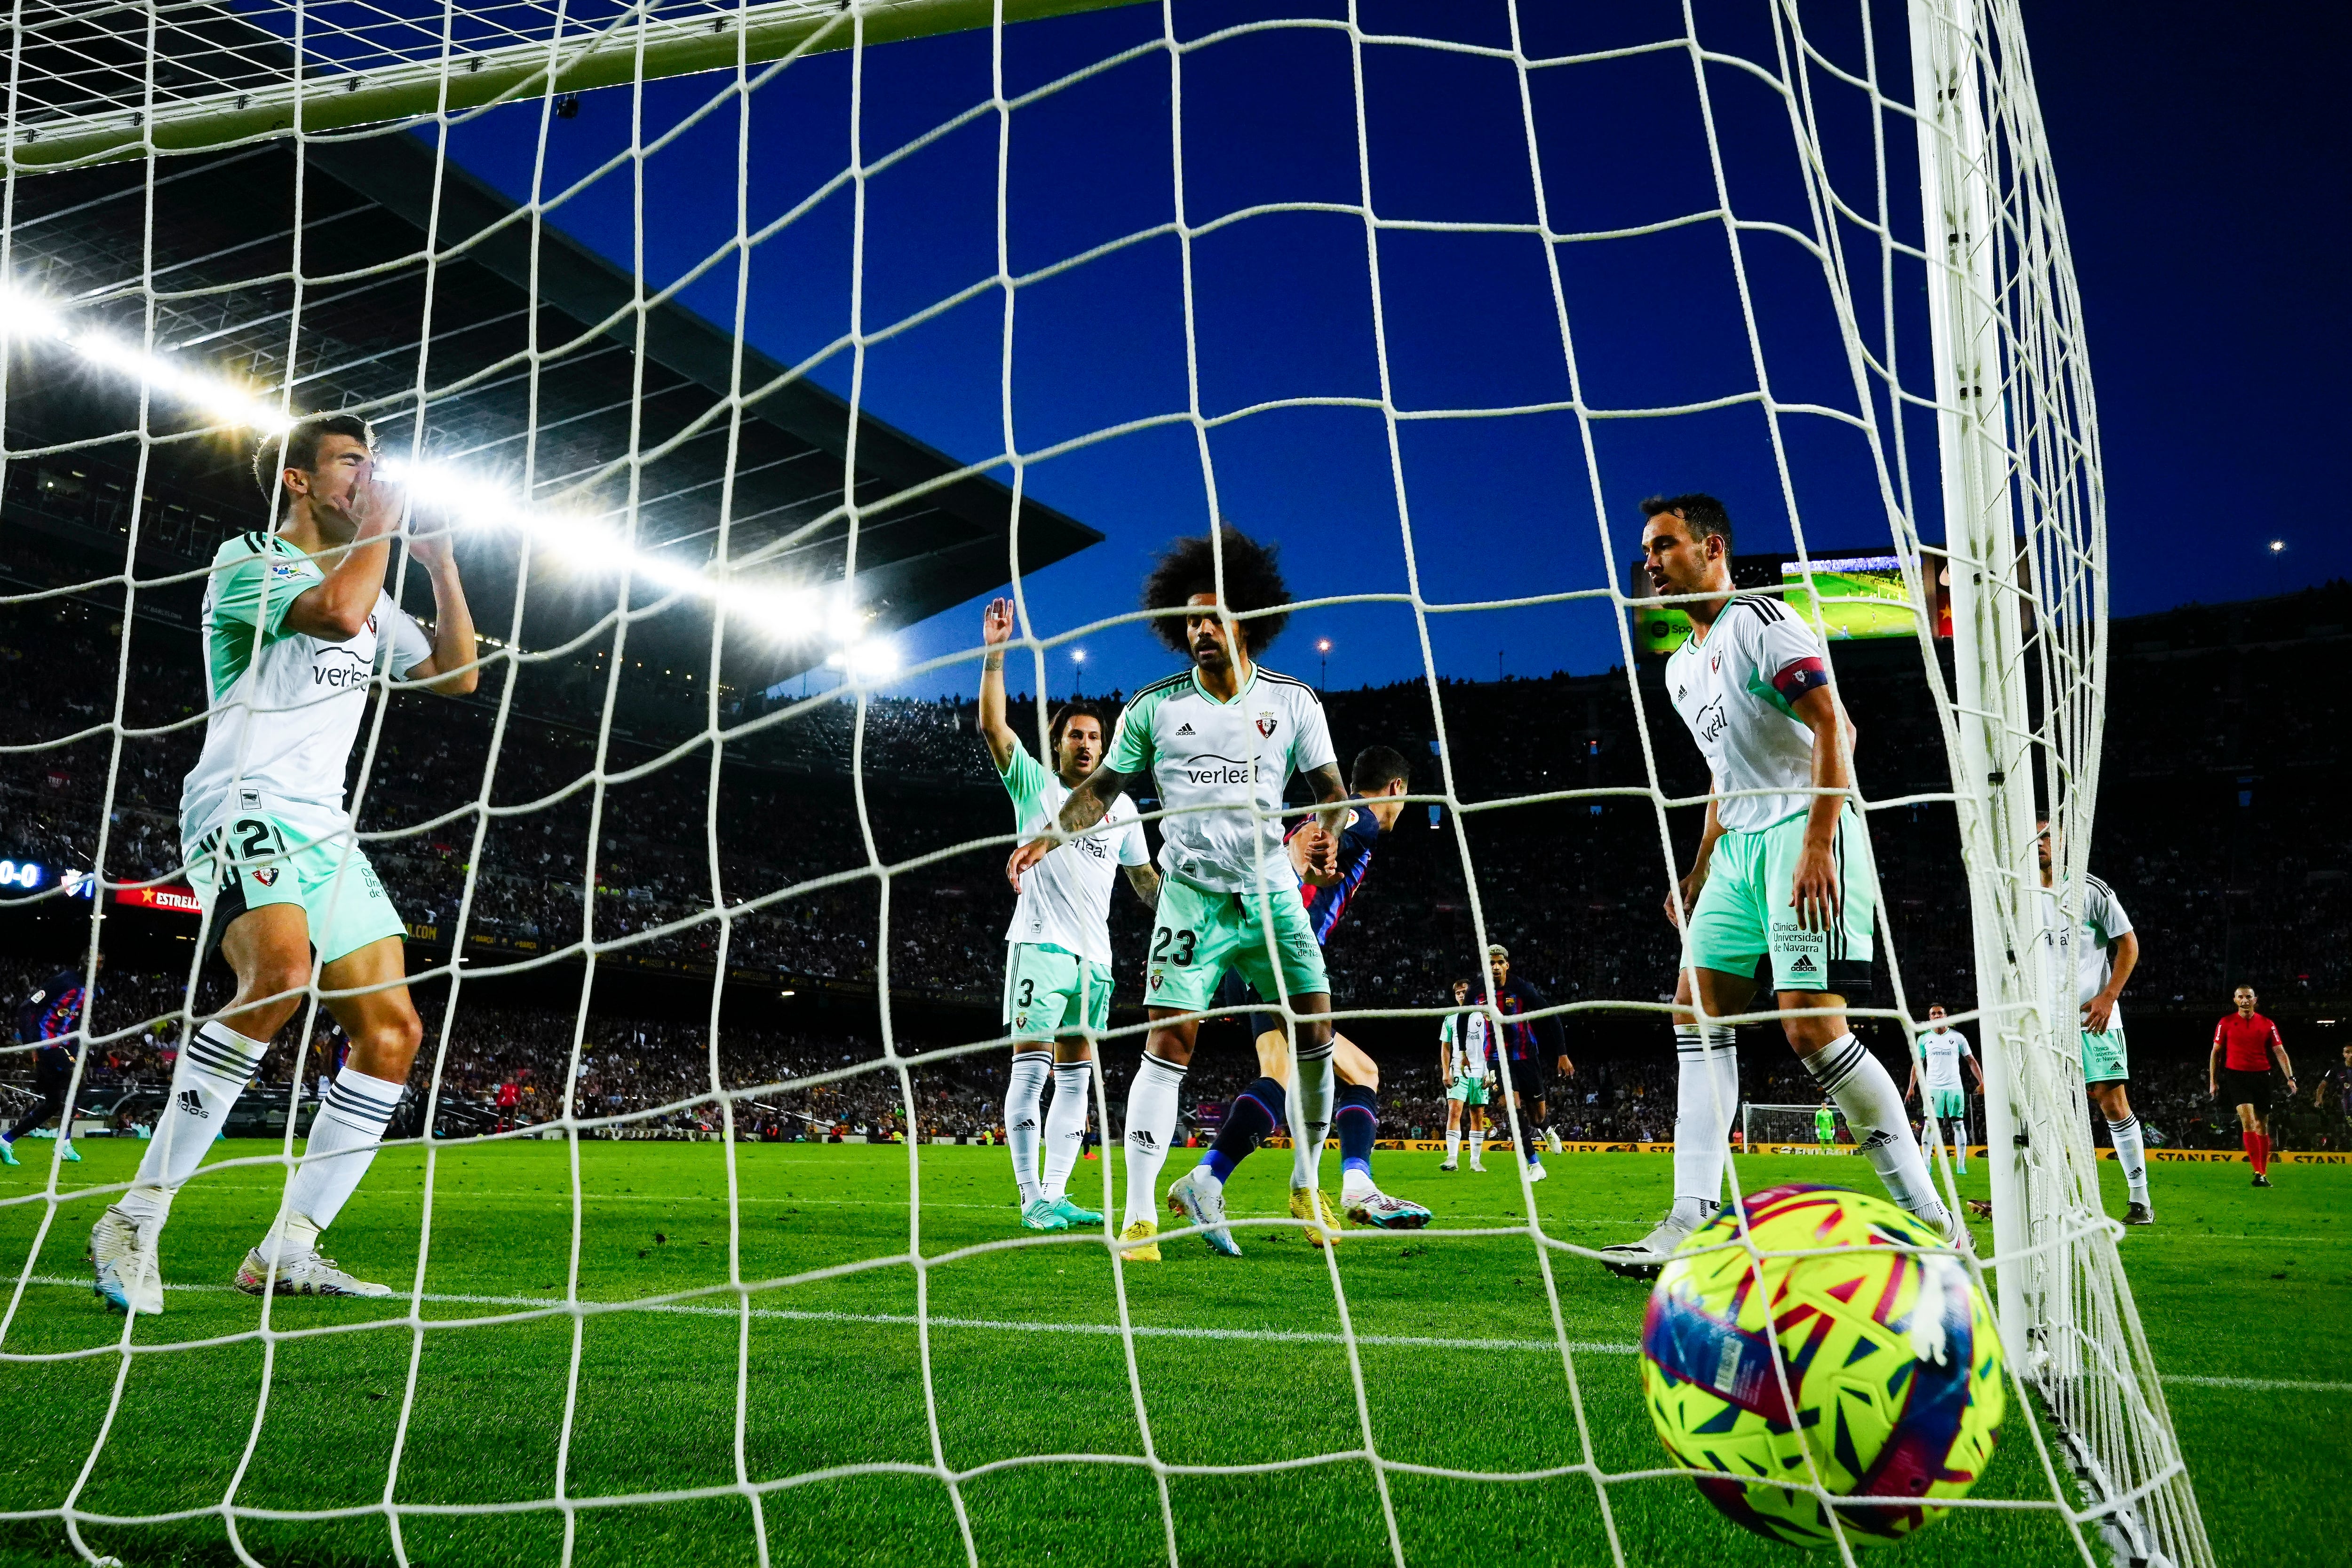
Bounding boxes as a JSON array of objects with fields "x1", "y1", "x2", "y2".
[{"x1": 6, "y1": 524, "x2": 2347, "y2": 1150}]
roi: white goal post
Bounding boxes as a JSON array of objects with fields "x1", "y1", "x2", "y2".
[{"x1": 1910, "y1": 1, "x2": 2209, "y2": 1561}]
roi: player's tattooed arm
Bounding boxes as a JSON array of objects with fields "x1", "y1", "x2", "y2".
[
  {"x1": 400, "y1": 515, "x2": 480, "y2": 696},
  {"x1": 1667, "y1": 795, "x2": 1727, "y2": 928},
  {"x1": 1003, "y1": 762, "x2": 1136, "y2": 889},
  {"x1": 1303, "y1": 761, "x2": 1350, "y2": 879},
  {"x1": 976, "y1": 597, "x2": 1019, "y2": 772},
  {"x1": 1123, "y1": 862, "x2": 1161, "y2": 908}
]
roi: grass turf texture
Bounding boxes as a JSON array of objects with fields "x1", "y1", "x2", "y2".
[{"x1": 0, "y1": 1141, "x2": 2342, "y2": 1566}]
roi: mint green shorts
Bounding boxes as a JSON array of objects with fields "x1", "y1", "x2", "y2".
[
  {"x1": 1003, "y1": 943, "x2": 1113, "y2": 1043},
  {"x1": 2081, "y1": 1024, "x2": 2129, "y2": 1085},
  {"x1": 1685, "y1": 808, "x2": 1877, "y2": 993},
  {"x1": 1144, "y1": 876, "x2": 1327, "y2": 1014},
  {"x1": 1928, "y1": 1088, "x2": 1967, "y2": 1120},
  {"x1": 1446, "y1": 1074, "x2": 1490, "y2": 1107},
  {"x1": 185, "y1": 812, "x2": 406, "y2": 967}
]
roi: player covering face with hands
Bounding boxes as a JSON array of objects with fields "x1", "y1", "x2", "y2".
[{"x1": 90, "y1": 414, "x2": 478, "y2": 1314}]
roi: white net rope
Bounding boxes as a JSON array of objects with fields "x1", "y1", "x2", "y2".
[{"x1": 0, "y1": 1, "x2": 2209, "y2": 1564}]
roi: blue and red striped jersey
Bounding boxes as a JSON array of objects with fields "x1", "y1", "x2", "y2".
[
  {"x1": 1286, "y1": 801, "x2": 1381, "y2": 946},
  {"x1": 15, "y1": 969, "x2": 92, "y2": 1063}
]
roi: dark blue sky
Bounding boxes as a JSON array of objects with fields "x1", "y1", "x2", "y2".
[{"x1": 433, "y1": 0, "x2": 2348, "y2": 700}]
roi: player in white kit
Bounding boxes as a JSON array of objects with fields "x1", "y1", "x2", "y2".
[
  {"x1": 1437, "y1": 979, "x2": 1494, "y2": 1172},
  {"x1": 2036, "y1": 819, "x2": 2152, "y2": 1224},
  {"x1": 1904, "y1": 1005, "x2": 1982, "y2": 1175},
  {"x1": 90, "y1": 414, "x2": 479, "y2": 1313},
  {"x1": 977, "y1": 599, "x2": 1159, "y2": 1233},
  {"x1": 1602, "y1": 496, "x2": 1957, "y2": 1276}
]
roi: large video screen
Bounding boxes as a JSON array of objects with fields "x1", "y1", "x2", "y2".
[{"x1": 1632, "y1": 550, "x2": 1947, "y2": 657}]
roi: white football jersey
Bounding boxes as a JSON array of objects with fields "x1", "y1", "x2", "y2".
[
  {"x1": 1915, "y1": 1027, "x2": 1973, "y2": 1094},
  {"x1": 180, "y1": 531, "x2": 430, "y2": 845},
  {"x1": 1441, "y1": 1010, "x2": 1492, "y2": 1077},
  {"x1": 999, "y1": 745, "x2": 1148, "y2": 966},
  {"x1": 1664, "y1": 594, "x2": 1835, "y2": 834},
  {"x1": 2034, "y1": 875, "x2": 2135, "y2": 1030},
  {"x1": 1105, "y1": 664, "x2": 1335, "y2": 895}
]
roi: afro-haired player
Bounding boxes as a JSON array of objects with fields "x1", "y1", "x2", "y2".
[
  {"x1": 1007, "y1": 527, "x2": 1355, "y2": 1259},
  {"x1": 1163, "y1": 743, "x2": 1431, "y2": 1256}
]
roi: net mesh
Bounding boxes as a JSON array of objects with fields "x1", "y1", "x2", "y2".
[{"x1": 0, "y1": 1, "x2": 2210, "y2": 1564}]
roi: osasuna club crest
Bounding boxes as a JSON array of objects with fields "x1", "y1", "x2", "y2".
[{"x1": 1255, "y1": 711, "x2": 1278, "y2": 738}]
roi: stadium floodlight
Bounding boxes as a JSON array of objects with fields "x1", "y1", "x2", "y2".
[
  {"x1": 826, "y1": 637, "x2": 899, "y2": 680},
  {"x1": 1, "y1": 281, "x2": 293, "y2": 433}
]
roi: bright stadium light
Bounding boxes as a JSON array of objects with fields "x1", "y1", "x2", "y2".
[
  {"x1": 8, "y1": 277, "x2": 877, "y2": 655},
  {"x1": 2268, "y1": 539, "x2": 2286, "y2": 553},
  {"x1": 826, "y1": 637, "x2": 898, "y2": 680}
]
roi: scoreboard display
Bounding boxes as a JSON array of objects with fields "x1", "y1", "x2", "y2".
[{"x1": 1632, "y1": 549, "x2": 1951, "y2": 657}]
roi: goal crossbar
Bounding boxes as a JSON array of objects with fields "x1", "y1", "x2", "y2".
[{"x1": 4, "y1": 0, "x2": 1146, "y2": 174}]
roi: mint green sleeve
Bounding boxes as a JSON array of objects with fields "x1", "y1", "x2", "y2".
[
  {"x1": 212, "y1": 545, "x2": 309, "y2": 641},
  {"x1": 1107, "y1": 694, "x2": 1155, "y2": 776},
  {"x1": 997, "y1": 744, "x2": 1050, "y2": 826}
]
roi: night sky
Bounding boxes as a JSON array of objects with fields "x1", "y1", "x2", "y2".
[{"x1": 430, "y1": 0, "x2": 2349, "y2": 700}]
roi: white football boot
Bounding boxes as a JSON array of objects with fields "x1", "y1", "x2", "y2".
[
  {"x1": 1166, "y1": 1166, "x2": 1241, "y2": 1257},
  {"x1": 89, "y1": 1205, "x2": 165, "y2": 1316},
  {"x1": 1598, "y1": 1207, "x2": 1708, "y2": 1279},
  {"x1": 235, "y1": 1248, "x2": 394, "y2": 1298}
]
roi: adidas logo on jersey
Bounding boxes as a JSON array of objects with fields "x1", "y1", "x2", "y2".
[{"x1": 1175, "y1": 722, "x2": 1194, "y2": 735}]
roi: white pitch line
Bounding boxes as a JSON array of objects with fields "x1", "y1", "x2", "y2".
[
  {"x1": 2162, "y1": 1375, "x2": 2352, "y2": 1393},
  {"x1": 17, "y1": 1275, "x2": 1610, "y2": 1355},
  {"x1": 17, "y1": 1276, "x2": 2349, "y2": 1393}
]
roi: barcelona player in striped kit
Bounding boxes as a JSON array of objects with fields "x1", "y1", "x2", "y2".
[{"x1": 1163, "y1": 744, "x2": 1432, "y2": 1255}]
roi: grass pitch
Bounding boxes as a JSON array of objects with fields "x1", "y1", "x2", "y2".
[{"x1": 0, "y1": 1138, "x2": 2341, "y2": 1567}]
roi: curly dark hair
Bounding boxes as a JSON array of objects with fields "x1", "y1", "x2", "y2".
[{"x1": 1140, "y1": 525, "x2": 1291, "y2": 655}]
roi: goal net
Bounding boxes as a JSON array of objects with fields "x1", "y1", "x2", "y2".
[{"x1": 0, "y1": 0, "x2": 2209, "y2": 1564}]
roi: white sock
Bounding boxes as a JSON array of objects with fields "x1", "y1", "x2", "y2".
[
  {"x1": 1120, "y1": 1053, "x2": 1186, "y2": 1228},
  {"x1": 1444, "y1": 1128, "x2": 1460, "y2": 1164},
  {"x1": 132, "y1": 1021, "x2": 267, "y2": 1201},
  {"x1": 1469, "y1": 1127, "x2": 1485, "y2": 1167},
  {"x1": 1288, "y1": 1047, "x2": 1335, "y2": 1191},
  {"x1": 1804, "y1": 1033, "x2": 1943, "y2": 1220},
  {"x1": 1041, "y1": 1060, "x2": 1093, "y2": 1201},
  {"x1": 270, "y1": 1065, "x2": 405, "y2": 1256},
  {"x1": 1005, "y1": 1052, "x2": 1050, "y2": 1205},
  {"x1": 2109, "y1": 1117, "x2": 2149, "y2": 1203},
  {"x1": 1671, "y1": 1024, "x2": 1739, "y2": 1222}
]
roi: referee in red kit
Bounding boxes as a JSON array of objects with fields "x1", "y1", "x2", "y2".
[{"x1": 2209, "y1": 985, "x2": 2296, "y2": 1187}]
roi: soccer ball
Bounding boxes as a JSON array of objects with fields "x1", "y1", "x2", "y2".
[{"x1": 1638, "y1": 1184, "x2": 2004, "y2": 1548}]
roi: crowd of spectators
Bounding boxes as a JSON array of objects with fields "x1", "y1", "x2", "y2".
[{"x1": 7, "y1": 534, "x2": 2350, "y2": 1147}]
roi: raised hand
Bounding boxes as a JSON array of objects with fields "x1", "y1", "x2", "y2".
[{"x1": 982, "y1": 596, "x2": 1015, "y2": 649}]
